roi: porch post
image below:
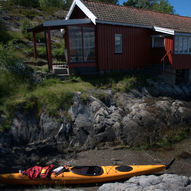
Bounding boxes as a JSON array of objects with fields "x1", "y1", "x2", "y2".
[
  {"x1": 45, "y1": 29, "x2": 53, "y2": 71},
  {"x1": 33, "y1": 32, "x2": 37, "y2": 59}
]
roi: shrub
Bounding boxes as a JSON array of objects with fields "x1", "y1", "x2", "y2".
[
  {"x1": 20, "y1": 18, "x2": 32, "y2": 39},
  {"x1": 52, "y1": 41, "x2": 65, "y2": 60},
  {"x1": 39, "y1": 0, "x2": 64, "y2": 9},
  {"x1": 7, "y1": 0, "x2": 39, "y2": 8},
  {"x1": 0, "y1": 43, "x2": 33, "y2": 80},
  {"x1": 37, "y1": 46, "x2": 47, "y2": 59},
  {"x1": 0, "y1": 15, "x2": 11, "y2": 43}
]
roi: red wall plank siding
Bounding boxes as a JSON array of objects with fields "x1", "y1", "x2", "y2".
[
  {"x1": 173, "y1": 54, "x2": 191, "y2": 70},
  {"x1": 70, "y1": 6, "x2": 87, "y2": 19},
  {"x1": 165, "y1": 36, "x2": 191, "y2": 70},
  {"x1": 96, "y1": 24, "x2": 151, "y2": 71}
]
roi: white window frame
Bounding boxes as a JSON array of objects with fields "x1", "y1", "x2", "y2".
[
  {"x1": 174, "y1": 36, "x2": 191, "y2": 54},
  {"x1": 152, "y1": 35, "x2": 165, "y2": 48},
  {"x1": 115, "y1": 34, "x2": 122, "y2": 54}
]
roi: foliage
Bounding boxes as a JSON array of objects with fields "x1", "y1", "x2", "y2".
[
  {"x1": 93, "y1": 0, "x2": 118, "y2": 4},
  {"x1": 20, "y1": 18, "x2": 33, "y2": 39},
  {"x1": 6, "y1": 0, "x2": 119, "y2": 11},
  {"x1": 0, "y1": 43, "x2": 33, "y2": 80},
  {"x1": 153, "y1": 127, "x2": 191, "y2": 148},
  {"x1": 7, "y1": 0, "x2": 40, "y2": 8},
  {"x1": 123, "y1": 0, "x2": 175, "y2": 14},
  {"x1": 0, "y1": 5, "x2": 11, "y2": 43},
  {"x1": 0, "y1": 21, "x2": 11, "y2": 43},
  {"x1": 52, "y1": 40, "x2": 65, "y2": 60},
  {"x1": 37, "y1": 46, "x2": 47, "y2": 59},
  {"x1": 80, "y1": 72, "x2": 148, "y2": 92},
  {"x1": 39, "y1": 0, "x2": 64, "y2": 9}
]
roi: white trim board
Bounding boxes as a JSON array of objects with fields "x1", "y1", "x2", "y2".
[
  {"x1": 65, "y1": 0, "x2": 97, "y2": 25},
  {"x1": 153, "y1": 26, "x2": 174, "y2": 35}
]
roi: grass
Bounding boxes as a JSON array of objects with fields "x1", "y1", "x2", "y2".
[
  {"x1": 153, "y1": 127, "x2": 191, "y2": 149},
  {"x1": 0, "y1": 70, "x2": 149, "y2": 132},
  {"x1": 0, "y1": 73, "x2": 95, "y2": 132},
  {"x1": 79, "y1": 72, "x2": 148, "y2": 92},
  {"x1": 132, "y1": 127, "x2": 191, "y2": 151}
]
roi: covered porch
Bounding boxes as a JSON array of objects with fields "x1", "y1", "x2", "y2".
[{"x1": 28, "y1": 18, "x2": 96, "y2": 75}]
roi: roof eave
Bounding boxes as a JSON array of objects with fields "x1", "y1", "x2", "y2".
[
  {"x1": 43, "y1": 18, "x2": 91, "y2": 27},
  {"x1": 174, "y1": 32, "x2": 191, "y2": 36},
  {"x1": 96, "y1": 19, "x2": 152, "y2": 29}
]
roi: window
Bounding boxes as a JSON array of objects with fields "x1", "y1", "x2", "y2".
[
  {"x1": 152, "y1": 36, "x2": 164, "y2": 48},
  {"x1": 69, "y1": 26, "x2": 83, "y2": 63},
  {"x1": 183, "y1": 38, "x2": 188, "y2": 53},
  {"x1": 83, "y1": 27, "x2": 95, "y2": 62},
  {"x1": 174, "y1": 36, "x2": 191, "y2": 54},
  {"x1": 69, "y1": 26, "x2": 95, "y2": 63},
  {"x1": 189, "y1": 38, "x2": 191, "y2": 53},
  {"x1": 115, "y1": 34, "x2": 122, "y2": 54}
]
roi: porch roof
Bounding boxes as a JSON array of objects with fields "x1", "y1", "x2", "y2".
[{"x1": 27, "y1": 18, "x2": 91, "y2": 33}]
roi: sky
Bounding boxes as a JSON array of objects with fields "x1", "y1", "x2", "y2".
[{"x1": 118, "y1": 0, "x2": 191, "y2": 17}]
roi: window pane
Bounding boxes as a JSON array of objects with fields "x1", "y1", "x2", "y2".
[
  {"x1": 83, "y1": 27, "x2": 95, "y2": 62},
  {"x1": 189, "y1": 38, "x2": 191, "y2": 53},
  {"x1": 69, "y1": 26, "x2": 83, "y2": 63},
  {"x1": 179, "y1": 37, "x2": 183, "y2": 53},
  {"x1": 115, "y1": 34, "x2": 122, "y2": 53},
  {"x1": 183, "y1": 38, "x2": 188, "y2": 53},
  {"x1": 153, "y1": 37, "x2": 164, "y2": 48},
  {"x1": 175, "y1": 36, "x2": 179, "y2": 53}
]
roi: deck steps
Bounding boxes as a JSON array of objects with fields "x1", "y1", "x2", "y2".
[{"x1": 53, "y1": 65, "x2": 69, "y2": 80}]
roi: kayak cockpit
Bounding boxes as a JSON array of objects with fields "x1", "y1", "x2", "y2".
[{"x1": 71, "y1": 166, "x2": 103, "y2": 176}]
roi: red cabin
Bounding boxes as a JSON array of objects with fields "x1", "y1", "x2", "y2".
[{"x1": 29, "y1": 0, "x2": 191, "y2": 84}]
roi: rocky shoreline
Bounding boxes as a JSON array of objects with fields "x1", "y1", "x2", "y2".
[
  {"x1": 1, "y1": 174, "x2": 191, "y2": 191},
  {"x1": 0, "y1": 80, "x2": 191, "y2": 190},
  {"x1": 98, "y1": 174, "x2": 191, "y2": 191},
  {"x1": 1, "y1": 80, "x2": 191, "y2": 168}
]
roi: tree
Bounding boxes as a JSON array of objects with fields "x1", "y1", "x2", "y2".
[
  {"x1": 7, "y1": 0, "x2": 39, "y2": 8},
  {"x1": 123, "y1": 0, "x2": 175, "y2": 14},
  {"x1": 39, "y1": 0, "x2": 64, "y2": 9},
  {"x1": 94, "y1": 0, "x2": 118, "y2": 4}
]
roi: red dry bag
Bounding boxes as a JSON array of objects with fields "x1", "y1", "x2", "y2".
[
  {"x1": 23, "y1": 166, "x2": 42, "y2": 179},
  {"x1": 40, "y1": 164, "x2": 54, "y2": 179}
]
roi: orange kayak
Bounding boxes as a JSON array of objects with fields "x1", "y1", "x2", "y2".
[{"x1": 0, "y1": 163, "x2": 171, "y2": 185}]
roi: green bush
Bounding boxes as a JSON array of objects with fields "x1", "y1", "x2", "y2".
[
  {"x1": 20, "y1": 18, "x2": 32, "y2": 39},
  {"x1": 19, "y1": 9, "x2": 42, "y2": 17},
  {"x1": 36, "y1": 33, "x2": 45, "y2": 43},
  {"x1": 39, "y1": 0, "x2": 64, "y2": 9},
  {"x1": 0, "y1": 43, "x2": 33, "y2": 80},
  {"x1": 37, "y1": 46, "x2": 47, "y2": 59},
  {"x1": 0, "y1": 17, "x2": 11, "y2": 43},
  {"x1": 7, "y1": 0, "x2": 39, "y2": 8}
]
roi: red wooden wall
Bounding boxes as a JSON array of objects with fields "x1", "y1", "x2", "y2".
[
  {"x1": 96, "y1": 24, "x2": 151, "y2": 71},
  {"x1": 173, "y1": 54, "x2": 191, "y2": 69},
  {"x1": 70, "y1": 6, "x2": 87, "y2": 19},
  {"x1": 162, "y1": 36, "x2": 191, "y2": 70},
  {"x1": 67, "y1": 5, "x2": 191, "y2": 73}
]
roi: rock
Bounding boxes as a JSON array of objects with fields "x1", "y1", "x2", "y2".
[
  {"x1": 39, "y1": 112, "x2": 60, "y2": 140},
  {"x1": 28, "y1": 189, "x2": 84, "y2": 191},
  {"x1": 98, "y1": 174, "x2": 191, "y2": 191},
  {"x1": 10, "y1": 109, "x2": 39, "y2": 145}
]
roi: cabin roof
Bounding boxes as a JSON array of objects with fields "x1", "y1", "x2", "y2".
[{"x1": 79, "y1": 0, "x2": 191, "y2": 34}]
